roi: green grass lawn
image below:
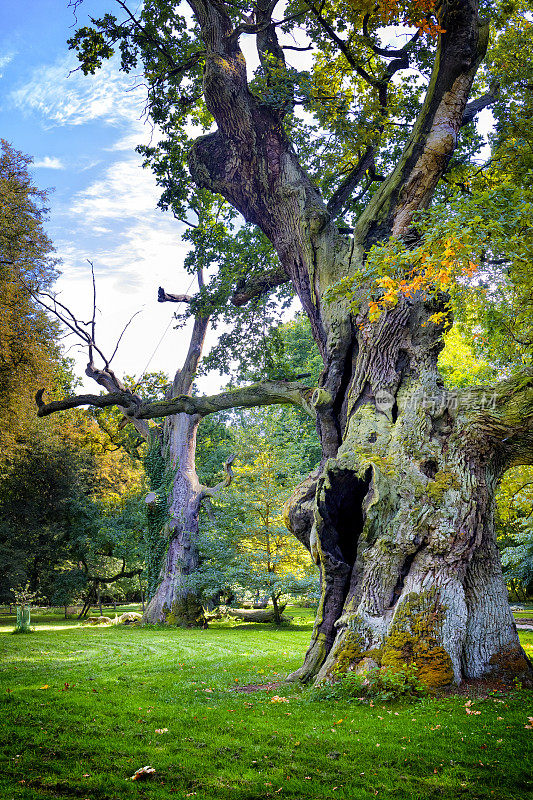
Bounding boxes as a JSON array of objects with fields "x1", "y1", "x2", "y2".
[
  {"x1": 512, "y1": 609, "x2": 533, "y2": 620},
  {"x1": 0, "y1": 610, "x2": 532, "y2": 800}
]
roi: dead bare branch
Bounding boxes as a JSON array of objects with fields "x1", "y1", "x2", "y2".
[{"x1": 158, "y1": 287, "x2": 193, "y2": 303}]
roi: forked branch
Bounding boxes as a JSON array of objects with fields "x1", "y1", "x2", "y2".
[
  {"x1": 232, "y1": 266, "x2": 289, "y2": 306},
  {"x1": 201, "y1": 454, "x2": 236, "y2": 498},
  {"x1": 25, "y1": 266, "x2": 150, "y2": 438}
]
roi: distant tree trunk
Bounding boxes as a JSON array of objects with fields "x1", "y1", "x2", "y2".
[
  {"x1": 143, "y1": 411, "x2": 206, "y2": 625},
  {"x1": 271, "y1": 592, "x2": 283, "y2": 626},
  {"x1": 226, "y1": 604, "x2": 286, "y2": 623},
  {"x1": 36, "y1": 271, "x2": 234, "y2": 628},
  {"x1": 142, "y1": 282, "x2": 234, "y2": 626},
  {"x1": 139, "y1": 575, "x2": 145, "y2": 612},
  {"x1": 78, "y1": 584, "x2": 96, "y2": 619}
]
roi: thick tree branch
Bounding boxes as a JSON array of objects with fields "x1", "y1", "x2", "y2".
[
  {"x1": 158, "y1": 287, "x2": 192, "y2": 303},
  {"x1": 355, "y1": 1, "x2": 490, "y2": 244},
  {"x1": 254, "y1": 0, "x2": 295, "y2": 116},
  {"x1": 327, "y1": 147, "x2": 376, "y2": 218},
  {"x1": 36, "y1": 387, "x2": 138, "y2": 416},
  {"x1": 36, "y1": 378, "x2": 323, "y2": 421},
  {"x1": 460, "y1": 372, "x2": 533, "y2": 470},
  {"x1": 232, "y1": 265, "x2": 289, "y2": 306},
  {"x1": 461, "y1": 87, "x2": 499, "y2": 127}
]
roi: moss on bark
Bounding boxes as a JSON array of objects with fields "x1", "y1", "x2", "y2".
[
  {"x1": 164, "y1": 597, "x2": 206, "y2": 628},
  {"x1": 381, "y1": 590, "x2": 455, "y2": 690}
]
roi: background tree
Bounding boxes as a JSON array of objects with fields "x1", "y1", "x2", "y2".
[
  {"x1": 42, "y1": 0, "x2": 533, "y2": 686},
  {"x1": 497, "y1": 471, "x2": 533, "y2": 600},
  {"x1": 190, "y1": 406, "x2": 318, "y2": 622},
  {"x1": 0, "y1": 139, "x2": 61, "y2": 459},
  {"x1": 0, "y1": 407, "x2": 145, "y2": 610}
]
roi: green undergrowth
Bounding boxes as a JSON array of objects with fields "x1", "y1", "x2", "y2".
[
  {"x1": 309, "y1": 663, "x2": 429, "y2": 703},
  {"x1": 0, "y1": 610, "x2": 532, "y2": 800}
]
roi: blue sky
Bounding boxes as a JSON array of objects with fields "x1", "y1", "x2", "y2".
[
  {"x1": 1, "y1": 0, "x2": 208, "y2": 391},
  {"x1": 1, "y1": 3, "x2": 493, "y2": 393}
]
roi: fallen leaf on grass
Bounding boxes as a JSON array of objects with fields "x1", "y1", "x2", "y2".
[
  {"x1": 465, "y1": 701, "x2": 481, "y2": 715},
  {"x1": 130, "y1": 766, "x2": 156, "y2": 781},
  {"x1": 38, "y1": 685, "x2": 49, "y2": 690},
  {"x1": 270, "y1": 696, "x2": 289, "y2": 703},
  {"x1": 155, "y1": 728, "x2": 169, "y2": 734},
  {"x1": 524, "y1": 717, "x2": 533, "y2": 730}
]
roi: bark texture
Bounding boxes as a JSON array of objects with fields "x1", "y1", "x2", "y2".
[{"x1": 143, "y1": 409, "x2": 207, "y2": 625}]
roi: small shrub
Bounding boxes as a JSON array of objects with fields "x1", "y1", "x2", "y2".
[{"x1": 308, "y1": 664, "x2": 429, "y2": 703}]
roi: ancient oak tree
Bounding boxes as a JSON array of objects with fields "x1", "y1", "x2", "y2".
[{"x1": 40, "y1": 0, "x2": 533, "y2": 685}]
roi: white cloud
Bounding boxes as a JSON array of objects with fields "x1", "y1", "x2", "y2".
[
  {"x1": 70, "y1": 157, "x2": 165, "y2": 222},
  {"x1": 49, "y1": 154, "x2": 195, "y2": 387},
  {"x1": 0, "y1": 51, "x2": 14, "y2": 78},
  {"x1": 33, "y1": 156, "x2": 65, "y2": 169},
  {"x1": 107, "y1": 128, "x2": 156, "y2": 152},
  {"x1": 10, "y1": 53, "x2": 147, "y2": 128},
  {"x1": 76, "y1": 158, "x2": 102, "y2": 172}
]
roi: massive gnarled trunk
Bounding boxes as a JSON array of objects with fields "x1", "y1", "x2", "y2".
[
  {"x1": 285, "y1": 305, "x2": 532, "y2": 686},
  {"x1": 39, "y1": 0, "x2": 533, "y2": 684},
  {"x1": 183, "y1": 0, "x2": 532, "y2": 685}
]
